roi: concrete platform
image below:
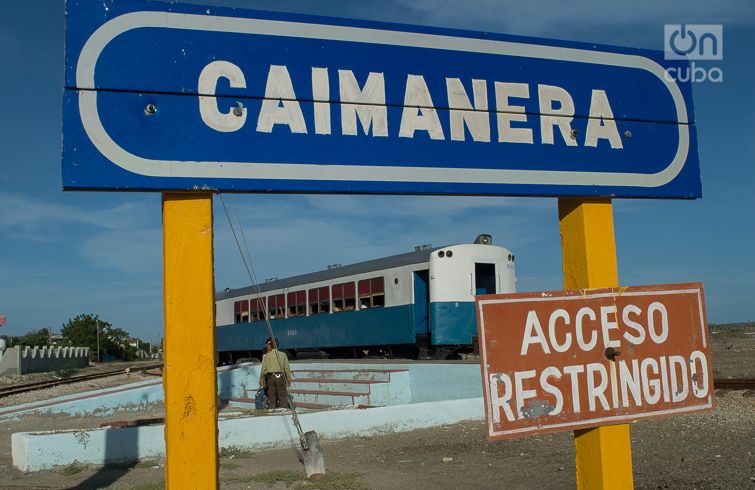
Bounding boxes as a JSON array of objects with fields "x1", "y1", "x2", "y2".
[
  {"x1": 12, "y1": 397, "x2": 485, "y2": 471},
  {"x1": 7, "y1": 361, "x2": 484, "y2": 471}
]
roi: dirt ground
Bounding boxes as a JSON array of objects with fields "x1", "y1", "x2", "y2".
[
  {"x1": 0, "y1": 391, "x2": 752, "y2": 490},
  {"x1": 0, "y1": 325, "x2": 752, "y2": 489},
  {"x1": 708, "y1": 323, "x2": 755, "y2": 379}
]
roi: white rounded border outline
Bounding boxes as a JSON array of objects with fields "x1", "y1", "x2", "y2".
[{"x1": 76, "y1": 11, "x2": 690, "y2": 188}]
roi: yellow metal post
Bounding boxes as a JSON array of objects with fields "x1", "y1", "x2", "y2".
[
  {"x1": 162, "y1": 192, "x2": 219, "y2": 489},
  {"x1": 558, "y1": 197, "x2": 634, "y2": 490}
]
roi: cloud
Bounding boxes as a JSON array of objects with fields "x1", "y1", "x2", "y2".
[
  {"x1": 301, "y1": 195, "x2": 547, "y2": 219},
  {"x1": 0, "y1": 261, "x2": 162, "y2": 337},
  {"x1": 79, "y1": 229, "x2": 163, "y2": 275},
  {"x1": 213, "y1": 193, "x2": 558, "y2": 290},
  {"x1": 0, "y1": 193, "x2": 156, "y2": 241},
  {"x1": 202, "y1": 0, "x2": 755, "y2": 48},
  {"x1": 0, "y1": 193, "x2": 162, "y2": 274},
  {"x1": 383, "y1": 0, "x2": 755, "y2": 40}
]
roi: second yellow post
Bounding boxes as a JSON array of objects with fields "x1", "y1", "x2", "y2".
[{"x1": 558, "y1": 197, "x2": 634, "y2": 490}]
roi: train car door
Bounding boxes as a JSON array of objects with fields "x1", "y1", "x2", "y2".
[
  {"x1": 475, "y1": 263, "x2": 496, "y2": 295},
  {"x1": 413, "y1": 270, "x2": 430, "y2": 336}
]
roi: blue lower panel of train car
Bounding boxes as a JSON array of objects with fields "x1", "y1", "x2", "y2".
[
  {"x1": 216, "y1": 304, "x2": 414, "y2": 352},
  {"x1": 429, "y1": 301, "x2": 476, "y2": 345}
]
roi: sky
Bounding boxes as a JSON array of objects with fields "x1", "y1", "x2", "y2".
[{"x1": 0, "y1": 0, "x2": 753, "y2": 340}]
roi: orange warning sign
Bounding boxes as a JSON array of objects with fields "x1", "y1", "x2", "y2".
[{"x1": 477, "y1": 283, "x2": 714, "y2": 441}]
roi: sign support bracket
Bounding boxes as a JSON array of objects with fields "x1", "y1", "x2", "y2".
[
  {"x1": 162, "y1": 192, "x2": 219, "y2": 489},
  {"x1": 558, "y1": 197, "x2": 634, "y2": 490}
]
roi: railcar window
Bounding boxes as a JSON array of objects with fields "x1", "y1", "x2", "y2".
[
  {"x1": 332, "y1": 282, "x2": 355, "y2": 312},
  {"x1": 234, "y1": 300, "x2": 250, "y2": 323},
  {"x1": 268, "y1": 294, "x2": 285, "y2": 319},
  {"x1": 358, "y1": 277, "x2": 385, "y2": 309},
  {"x1": 319, "y1": 286, "x2": 330, "y2": 314},
  {"x1": 308, "y1": 289, "x2": 319, "y2": 315},
  {"x1": 309, "y1": 286, "x2": 330, "y2": 315},
  {"x1": 251, "y1": 297, "x2": 266, "y2": 322},
  {"x1": 288, "y1": 290, "x2": 306, "y2": 317}
]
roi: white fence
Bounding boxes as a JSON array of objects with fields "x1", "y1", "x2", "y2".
[{"x1": 0, "y1": 346, "x2": 90, "y2": 375}]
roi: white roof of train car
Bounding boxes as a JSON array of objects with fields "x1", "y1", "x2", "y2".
[{"x1": 216, "y1": 246, "x2": 439, "y2": 300}]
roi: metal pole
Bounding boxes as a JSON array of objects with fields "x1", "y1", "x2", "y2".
[{"x1": 96, "y1": 319, "x2": 100, "y2": 363}]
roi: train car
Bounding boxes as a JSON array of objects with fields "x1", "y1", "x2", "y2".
[{"x1": 215, "y1": 234, "x2": 516, "y2": 361}]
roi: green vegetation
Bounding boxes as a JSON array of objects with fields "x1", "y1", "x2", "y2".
[
  {"x1": 53, "y1": 366, "x2": 80, "y2": 379},
  {"x1": 59, "y1": 461, "x2": 84, "y2": 475},
  {"x1": 134, "y1": 459, "x2": 162, "y2": 469},
  {"x1": 224, "y1": 471, "x2": 371, "y2": 489},
  {"x1": 219, "y1": 445, "x2": 256, "y2": 458},
  {"x1": 13, "y1": 328, "x2": 51, "y2": 347},
  {"x1": 227, "y1": 470, "x2": 300, "y2": 486},
  {"x1": 61, "y1": 313, "x2": 136, "y2": 361},
  {"x1": 301, "y1": 472, "x2": 371, "y2": 490}
]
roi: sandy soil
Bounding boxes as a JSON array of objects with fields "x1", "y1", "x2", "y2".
[{"x1": 0, "y1": 326, "x2": 751, "y2": 489}]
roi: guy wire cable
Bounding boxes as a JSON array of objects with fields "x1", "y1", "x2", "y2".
[
  {"x1": 232, "y1": 201, "x2": 309, "y2": 441},
  {"x1": 217, "y1": 193, "x2": 307, "y2": 441}
]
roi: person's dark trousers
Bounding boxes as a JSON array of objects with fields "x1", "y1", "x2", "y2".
[{"x1": 266, "y1": 374, "x2": 289, "y2": 408}]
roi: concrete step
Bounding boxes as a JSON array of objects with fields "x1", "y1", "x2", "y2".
[
  {"x1": 291, "y1": 378, "x2": 382, "y2": 394},
  {"x1": 228, "y1": 397, "x2": 332, "y2": 412},
  {"x1": 227, "y1": 397, "x2": 257, "y2": 410},
  {"x1": 239, "y1": 368, "x2": 412, "y2": 409},
  {"x1": 291, "y1": 368, "x2": 406, "y2": 383},
  {"x1": 289, "y1": 388, "x2": 369, "y2": 407},
  {"x1": 291, "y1": 401, "x2": 332, "y2": 411}
]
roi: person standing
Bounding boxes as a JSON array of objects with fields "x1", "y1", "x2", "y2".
[{"x1": 259, "y1": 337, "x2": 292, "y2": 409}]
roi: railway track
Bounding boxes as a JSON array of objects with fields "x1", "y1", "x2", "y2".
[
  {"x1": 713, "y1": 378, "x2": 755, "y2": 390},
  {"x1": 0, "y1": 362, "x2": 163, "y2": 398}
]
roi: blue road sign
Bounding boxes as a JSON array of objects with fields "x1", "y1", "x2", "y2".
[{"x1": 63, "y1": 0, "x2": 701, "y2": 198}]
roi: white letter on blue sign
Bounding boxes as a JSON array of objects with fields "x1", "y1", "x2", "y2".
[
  {"x1": 399, "y1": 75, "x2": 445, "y2": 140},
  {"x1": 312, "y1": 67, "x2": 331, "y2": 135},
  {"x1": 585, "y1": 89, "x2": 623, "y2": 149},
  {"x1": 495, "y1": 82, "x2": 533, "y2": 144},
  {"x1": 198, "y1": 61, "x2": 247, "y2": 133},
  {"x1": 538, "y1": 85, "x2": 577, "y2": 147},
  {"x1": 338, "y1": 70, "x2": 388, "y2": 137},
  {"x1": 446, "y1": 78, "x2": 490, "y2": 142},
  {"x1": 257, "y1": 65, "x2": 308, "y2": 134}
]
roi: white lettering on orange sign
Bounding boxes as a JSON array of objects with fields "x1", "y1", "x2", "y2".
[{"x1": 489, "y1": 300, "x2": 709, "y2": 424}]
